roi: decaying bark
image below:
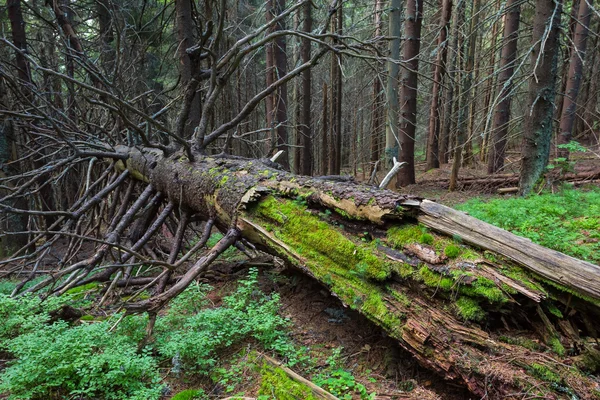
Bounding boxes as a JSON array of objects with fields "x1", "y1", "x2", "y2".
[{"x1": 103, "y1": 146, "x2": 600, "y2": 399}]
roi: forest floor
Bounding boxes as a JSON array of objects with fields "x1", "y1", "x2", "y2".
[{"x1": 1, "y1": 150, "x2": 599, "y2": 400}]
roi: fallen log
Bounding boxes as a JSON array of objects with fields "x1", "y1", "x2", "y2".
[
  {"x1": 419, "y1": 168, "x2": 600, "y2": 191},
  {"x1": 105, "y1": 147, "x2": 600, "y2": 399}
]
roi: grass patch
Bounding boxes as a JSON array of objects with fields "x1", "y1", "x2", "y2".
[{"x1": 457, "y1": 187, "x2": 600, "y2": 264}]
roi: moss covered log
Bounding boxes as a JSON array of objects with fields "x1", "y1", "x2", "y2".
[{"x1": 117, "y1": 147, "x2": 600, "y2": 399}]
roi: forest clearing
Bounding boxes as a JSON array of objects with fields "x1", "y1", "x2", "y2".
[{"x1": 1, "y1": 0, "x2": 600, "y2": 398}]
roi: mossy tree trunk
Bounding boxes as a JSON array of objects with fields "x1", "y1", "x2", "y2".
[{"x1": 113, "y1": 146, "x2": 600, "y2": 399}]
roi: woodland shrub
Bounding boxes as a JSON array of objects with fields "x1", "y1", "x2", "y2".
[
  {"x1": 154, "y1": 268, "x2": 293, "y2": 373},
  {"x1": 0, "y1": 293, "x2": 162, "y2": 400}
]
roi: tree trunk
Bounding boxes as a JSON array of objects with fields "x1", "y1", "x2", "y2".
[
  {"x1": 321, "y1": 82, "x2": 329, "y2": 175},
  {"x1": 384, "y1": 0, "x2": 401, "y2": 170},
  {"x1": 487, "y1": 0, "x2": 521, "y2": 174},
  {"x1": 175, "y1": 0, "x2": 201, "y2": 139},
  {"x1": 438, "y1": 0, "x2": 464, "y2": 165},
  {"x1": 370, "y1": 0, "x2": 384, "y2": 176},
  {"x1": 519, "y1": 0, "x2": 563, "y2": 196},
  {"x1": 396, "y1": 0, "x2": 423, "y2": 187},
  {"x1": 449, "y1": 0, "x2": 480, "y2": 191},
  {"x1": 114, "y1": 146, "x2": 600, "y2": 400},
  {"x1": 329, "y1": 5, "x2": 343, "y2": 175},
  {"x1": 557, "y1": 0, "x2": 592, "y2": 158},
  {"x1": 425, "y1": 0, "x2": 452, "y2": 170},
  {"x1": 273, "y1": 0, "x2": 289, "y2": 170},
  {"x1": 298, "y1": 1, "x2": 313, "y2": 176},
  {"x1": 7, "y1": 0, "x2": 31, "y2": 87}
]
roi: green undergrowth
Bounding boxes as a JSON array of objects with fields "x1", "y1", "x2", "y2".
[
  {"x1": 457, "y1": 187, "x2": 600, "y2": 264},
  {"x1": 0, "y1": 292, "x2": 161, "y2": 399},
  {"x1": 249, "y1": 196, "x2": 403, "y2": 331},
  {"x1": 0, "y1": 269, "x2": 310, "y2": 399},
  {"x1": 258, "y1": 363, "x2": 319, "y2": 400}
]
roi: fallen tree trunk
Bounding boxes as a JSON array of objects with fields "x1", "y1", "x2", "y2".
[
  {"x1": 419, "y1": 168, "x2": 600, "y2": 191},
  {"x1": 108, "y1": 147, "x2": 600, "y2": 399}
]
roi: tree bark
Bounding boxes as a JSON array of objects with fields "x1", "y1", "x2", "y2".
[
  {"x1": 449, "y1": 0, "x2": 480, "y2": 191},
  {"x1": 557, "y1": 0, "x2": 592, "y2": 158},
  {"x1": 438, "y1": 0, "x2": 463, "y2": 165},
  {"x1": 425, "y1": 0, "x2": 452, "y2": 170},
  {"x1": 396, "y1": 0, "x2": 423, "y2": 187},
  {"x1": 175, "y1": 0, "x2": 201, "y2": 139},
  {"x1": 298, "y1": 1, "x2": 313, "y2": 176},
  {"x1": 369, "y1": 0, "x2": 384, "y2": 176},
  {"x1": 384, "y1": 0, "x2": 401, "y2": 170},
  {"x1": 329, "y1": 5, "x2": 343, "y2": 175},
  {"x1": 7, "y1": 0, "x2": 31, "y2": 87},
  {"x1": 519, "y1": 0, "x2": 563, "y2": 196},
  {"x1": 487, "y1": 0, "x2": 521, "y2": 174}
]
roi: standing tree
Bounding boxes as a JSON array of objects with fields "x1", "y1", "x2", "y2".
[
  {"x1": 519, "y1": 0, "x2": 563, "y2": 195},
  {"x1": 558, "y1": 0, "x2": 592, "y2": 158},
  {"x1": 449, "y1": 0, "x2": 480, "y2": 191},
  {"x1": 487, "y1": 0, "x2": 521, "y2": 174},
  {"x1": 384, "y1": 0, "x2": 401, "y2": 170},
  {"x1": 425, "y1": 0, "x2": 453, "y2": 170},
  {"x1": 298, "y1": 1, "x2": 313, "y2": 175},
  {"x1": 396, "y1": 0, "x2": 423, "y2": 186}
]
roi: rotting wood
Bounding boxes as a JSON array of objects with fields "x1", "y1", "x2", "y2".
[{"x1": 416, "y1": 199, "x2": 600, "y2": 301}]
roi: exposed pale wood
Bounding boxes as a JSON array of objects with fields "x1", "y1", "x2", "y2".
[
  {"x1": 416, "y1": 199, "x2": 600, "y2": 301},
  {"x1": 497, "y1": 187, "x2": 518, "y2": 194}
]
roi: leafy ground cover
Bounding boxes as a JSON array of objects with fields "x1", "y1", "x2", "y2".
[
  {"x1": 456, "y1": 186, "x2": 600, "y2": 264},
  {"x1": 0, "y1": 264, "x2": 447, "y2": 399}
]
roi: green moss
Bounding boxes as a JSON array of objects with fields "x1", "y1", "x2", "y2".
[
  {"x1": 417, "y1": 267, "x2": 453, "y2": 291},
  {"x1": 65, "y1": 282, "x2": 100, "y2": 299},
  {"x1": 460, "y1": 277, "x2": 507, "y2": 304},
  {"x1": 171, "y1": 389, "x2": 205, "y2": 400},
  {"x1": 389, "y1": 288, "x2": 411, "y2": 307},
  {"x1": 419, "y1": 233, "x2": 434, "y2": 245},
  {"x1": 501, "y1": 266, "x2": 547, "y2": 294},
  {"x1": 545, "y1": 303, "x2": 563, "y2": 319},
  {"x1": 577, "y1": 347, "x2": 600, "y2": 372},
  {"x1": 444, "y1": 244, "x2": 461, "y2": 259},
  {"x1": 258, "y1": 363, "x2": 318, "y2": 400},
  {"x1": 460, "y1": 248, "x2": 479, "y2": 260},
  {"x1": 540, "y1": 278, "x2": 600, "y2": 308},
  {"x1": 362, "y1": 292, "x2": 402, "y2": 331},
  {"x1": 249, "y1": 196, "x2": 405, "y2": 338},
  {"x1": 387, "y1": 225, "x2": 423, "y2": 248},
  {"x1": 251, "y1": 196, "x2": 391, "y2": 282},
  {"x1": 455, "y1": 297, "x2": 485, "y2": 321},
  {"x1": 529, "y1": 363, "x2": 561, "y2": 383},
  {"x1": 548, "y1": 337, "x2": 565, "y2": 356},
  {"x1": 219, "y1": 175, "x2": 229, "y2": 186},
  {"x1": 393, "y1": 263, "x2": 415, "y2": 279},
  {"x1": 498, "y1": 335, "x2": 540, "y2": 351}
]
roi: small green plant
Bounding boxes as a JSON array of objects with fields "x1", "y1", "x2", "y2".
[
  {"x1": 444, "y1": 244, "x2": 461, "y2": 259},
  {"x1": 419, "y1": 233, "x2": 434, "y2": 245},
  {"x1": 313, "y1": 369, "x2": 375, "y2": 400},
  {"x1": 547, "y1": 141, "x2": 588, "y2": 174}
]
